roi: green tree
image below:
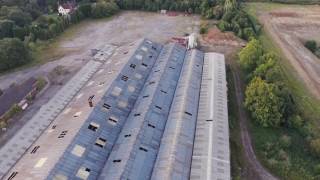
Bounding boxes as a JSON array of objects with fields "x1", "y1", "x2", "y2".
[
  {"x1": 305, "y1": 40, "x2": 317, "y2": 53},
  {"x1": 224, "y1": 0, "x2": 236, "y2": 13},
  {"x1": 0, "y1": 20, "x2": 14, "y2": 38},
  {"x1": 245, "y1": 77, "x2": 284, "y2": 127},
  {"x1": 7, "y1": 9, "x2": 32, "y2": 27},
  {"x1": 310, "y1": 138, "x2": 320, "y2": 158},
  {"x1": 79, "y1": 3, "x2": 92, "y2": 17},
  {"x1": 0, "y1": 38, "x2": 31, "y2": 72},
  {"x1": 239, "y1": 38, "x2": 263, "y2": 73},
  {"x1": 253, "y1": 54, "x2": 283, "y2": 83}
]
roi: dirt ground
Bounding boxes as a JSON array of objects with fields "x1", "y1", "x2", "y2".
[{"x1": 258, "y1": 5, "x2": 320, "y2": 99}]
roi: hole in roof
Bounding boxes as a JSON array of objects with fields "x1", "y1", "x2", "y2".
[
  {"x1": 148, "y1": 124, "x2": 155, "y2": 128},
  {"x1": 121, "y1": 75, "x2": 129, "y2": 82},
  {"x1": 88, "y1": 122, "x2": 99, "y2": 132},
  {"x1": 130, "y1": 64, "x2": 136, "y2": 69},
  {"x1": 134, "y1": 113, "x2": 141, "y2": 117},
  {"x1": 134, "y1": 73, "x2": 142, "y2": 80},
  {"x1": 127, "y1": 85, "x2": 135, "y2": 93},
  {"x1": 113, "y1": 159, "x2": 121, "y2": 163},
  {"x1": 76, "y1": 167, "x2": 90, "y2": 179},
  {"x1": 108, "y1": 116, "x2": 118, "y2": 125},
  {"x1": 95, "y1": 137, "x2": 107, "y2": 148},
  {"x1": 135, "y1": 54, "x2": 143, "y2": 60},
  {"x1": 111, "y1": 86, "x2": 122, "y2": 96},
  {"x1": 139, "y1": 147, "x2": 148, "y2": 152},
  {"x1": 118, "y1": 100, "x2": 128, "y2": 108},
  {"x1": 102, "y1": 103, "x2": 111, "y2": 110}
]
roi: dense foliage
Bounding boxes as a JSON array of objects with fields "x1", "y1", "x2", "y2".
[
  {"x1": 305, "y1": 40, "x2": 320, "y2": 58},
  {"x1": 245, "y1": 77, "x2": 284, "y2": 127},
  {"x1": 240, "y1": 39, "x2": 298, "y2": 128},
  {"x1": 0, "y1": 38, "x2": 31, "y2": 72},
  {"x1": 218, "y1": 8, "x2": 258, "y2": 40}
]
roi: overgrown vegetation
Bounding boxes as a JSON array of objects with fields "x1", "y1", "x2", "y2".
[
  {"x1": 227, "y1": 65, "x2": 248, "y2": 180},
  {"x1": 0, "y1": 104, "x2": 22, "y2": 129},
  {"x1": 245, "y1": 0, "x2": 320, "y2": 5},
  {"x1": 228, "y1": 2, "x2": 320, "y2": 178},
  {"x1": 304, "y1": 40, "x2": 320, "y2": 58}
]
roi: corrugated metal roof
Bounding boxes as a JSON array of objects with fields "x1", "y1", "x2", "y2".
[
  {"x1": 0, "y1": 60, "x2": 101, "y2": 179},
  {"x1": 190, "y1": 53, "x2": 230, "y2": 180},
  {"x1": 98, "y1": 43, "x2": 187, "y2": 180},
  {"x1": 47, "y1": 39, "x2": 163, "y2": 180},
  {"x1": 1, "y1": 38, "x2": 230, "y2": 180},
  {"x1": 151, "y1": 49, "x2": 204, "y2": 180}
]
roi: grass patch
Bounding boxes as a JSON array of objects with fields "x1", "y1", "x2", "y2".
[
  {"x1": 243, "y1": 2, "x2": 320, "y2": 179},
  {"x1": 250, "y1": 122, "x2": 318, "y2": 179}
]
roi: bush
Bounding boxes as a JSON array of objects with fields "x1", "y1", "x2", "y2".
[
  {"x1": 239, "y1": 38, "x2": 263, "y2": 73},
  {"x1": 36, "y1": 77, "x2": 47, "y2": 91},
  {"x1": 0, "y1": 104, "x2": 22, "y2": 123},
  {"x1": 242, "y1": 27, "x2": 255, "y2": 40},
  {"x1": 314, "y1": 164, "x2": 320, "y2": 175},
  {"x1": 12, "y1": 26, "x2": 29, "y2": 40},
  {"x1": 200, "y1": 21, "x2": 208, "y2": 34},
  {"x1": 79, "y1": 3, "x2": 92, "y2": 18},
  {"x1": 7, "y1": 9, "x2": 32, "y2": 27},
  {"x1": 0, "y1": 38, "x2": 31, "y2": 72},
  {"x1": 305, "y1": 40, "x2": 317, "y2": 53},
  {"x1": 91, "y1": 2, "x2": 119, "y2": 19},
  {"x1": 245, "y1": 77, "x2": 284, "y2": 127},
  {"x1": 279, "y1": 135, "x2": 291, "y2": 148},
  {"x1": 288, "y1": 115, "x2": 304, "y2": 129},
  {"x1": 0, "y1": 20, "x2": 14, "y2": 38},
  {"x1": 310, "y1": 138, "x2": 320, "y2": 157}
]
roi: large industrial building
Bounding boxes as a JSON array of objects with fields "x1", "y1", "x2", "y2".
[{"x1": 1, "y1": 39, "x2": 230, "y2": 180}]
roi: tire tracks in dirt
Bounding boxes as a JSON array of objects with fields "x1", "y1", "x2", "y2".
[{"x1": 230, "y1": 64, "x2": 278, "y2": 180}]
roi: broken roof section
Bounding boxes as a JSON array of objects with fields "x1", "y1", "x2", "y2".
[
  {"x1": 151, "y1": 49, "x2": 204, "y2": 180},
  {"x1": 98, "y1": 43, "x2": 187, "y2": 180},
  {"x1": 47, "y1": 39, "x2": 163, "y2": 180},
  {"x1": 190, "y1": 53, "x2": 230, "y2": 180}
]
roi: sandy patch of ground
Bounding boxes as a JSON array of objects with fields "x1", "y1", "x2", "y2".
[{"x1": 258, "y1": 6, "x2": 320, "y2": 99}]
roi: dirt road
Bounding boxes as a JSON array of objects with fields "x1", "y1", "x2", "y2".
[{"x1": 231, "y1": 64, "x2": 278, "y2": 180}]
